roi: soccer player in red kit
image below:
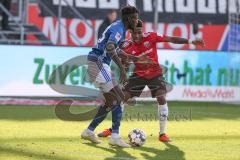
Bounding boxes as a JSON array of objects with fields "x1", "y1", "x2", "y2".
[{"x1": 98, "y1": 20, "x2": 205, "y2": 142}]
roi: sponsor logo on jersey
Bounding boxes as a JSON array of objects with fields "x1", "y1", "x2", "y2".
[
  {"x1": 144, "y1": 41, "x2": 150, "y2": 48},
  {"x1": 115, "y1": 32, "x2": 121, "y2": 42}
]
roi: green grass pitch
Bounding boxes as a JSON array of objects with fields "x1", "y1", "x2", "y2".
[{"x1": 0, "y1": 102, "x2": 240, "y2": 160}]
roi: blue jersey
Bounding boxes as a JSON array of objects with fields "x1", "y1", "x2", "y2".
[{"x1": 89, "y1": 20, "x2": 126, "y2": 65}]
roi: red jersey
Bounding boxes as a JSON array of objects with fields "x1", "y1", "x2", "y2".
[{"x1": 122, "y1": 32, "x2": 166, "y2": 79}]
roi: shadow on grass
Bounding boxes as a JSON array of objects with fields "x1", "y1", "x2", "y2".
[
  {"x1": 2, "y1": 135, "x2": 240, "y2": 160},
  {"x1": 84, "y1": 142, "x2": 136, "y2": 160},
  {"x1": 0, "y1": 102, "x2": 240, "y2": 121},
  {"x1": 0, "y1": 137, "x2": 136, "y2": 160},
  {"x1": 2, "y1": 135, "x2": 240, "y2": 143},
  {"x1": 0, "y1": 145, "x2": 72, "y2": 160},
  {"x1": 136, "y1": 142, "x2": 185, "y2": 160},
  {"x1": 84, "y1": 141, "x2": 185, "y2": 160},
  {"x1": 0, "y1": 139, "x2": 185, "y2": 160}
]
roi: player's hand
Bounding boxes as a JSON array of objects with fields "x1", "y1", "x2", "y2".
[
  {"x1": 192, "y1": 39, "x2": 206, "y2": 47},
  {"x1": 119, "y1": 69, "x2": 127, "y2": 84}
]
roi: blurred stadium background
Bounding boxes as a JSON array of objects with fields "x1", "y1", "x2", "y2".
[{"x1": 0, "y1": 1, "x2": 240, "y2": 160}]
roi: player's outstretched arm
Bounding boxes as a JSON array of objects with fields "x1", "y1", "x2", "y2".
[
  {"x1": 164, "y1": 36, "x2": 206, "y2": 47},
  {"x1": 191, "y1": 39, "x2": 206, "y2": 47},
  {"x1": 106, "y1": 41, "x2": 127, "y2": 83},
  {"x1": 116, "y1": 47, "x2": 148, "y2": 63}
]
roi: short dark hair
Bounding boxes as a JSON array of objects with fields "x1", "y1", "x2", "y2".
[{"x1": 121, "y1": 5, "x2": 139, "y2": 21}]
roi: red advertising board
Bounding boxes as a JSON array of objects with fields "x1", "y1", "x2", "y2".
[{"x1": 27, "y1": 4, "x2": 229, "y2": 51}]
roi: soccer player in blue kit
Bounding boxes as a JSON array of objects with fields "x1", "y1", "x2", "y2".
[{"x1": 81, "y1": 6, "x2": 140, "y2": 148}]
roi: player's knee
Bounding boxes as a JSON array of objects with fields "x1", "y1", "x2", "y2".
[
  {"x1": 123, "y1": 91, "x2": 132, "y2": 102},
  {"x1": 112, "y1": 86, "x2": 125, "y2": 104},
  {"x1": 103, "y1": 87, "x2": 124, "y2": 107},
  {"x1": 103, "y1": 93, "x2": 117, "y2": 108},
  {"x1": 157, "y1": 96, "x2": 166, "y2": 105}
]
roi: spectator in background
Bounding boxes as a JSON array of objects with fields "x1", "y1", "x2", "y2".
[
  {"x1": 97, "y1": 9, "x2": 117, "y2": 39},
  {"x1": 0, "y1": 0, "x2": 11, "y2": 30}
]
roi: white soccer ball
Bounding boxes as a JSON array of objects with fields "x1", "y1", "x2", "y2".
[{"x1": 128, "y1": 128, "x2": 146, "y2": 146}]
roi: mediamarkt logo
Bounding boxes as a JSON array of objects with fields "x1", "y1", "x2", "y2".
[{"x1": 182, "y1": 88, "x2": 235, "y2": 99}]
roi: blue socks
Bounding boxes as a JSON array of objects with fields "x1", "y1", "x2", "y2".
[
  {"x1": 111, "y1": 105, "x2": 122, "y2": 134},
  {"x1": 88, "y1": 105, "x2": 109, "y2": 131},
  {"x1": 87, "y1": 105, "x2": 122, "y2": 133}
]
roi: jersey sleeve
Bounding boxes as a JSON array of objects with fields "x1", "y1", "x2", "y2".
[
  {"x1": 108, "y1": 25, "x2": 124, "y2": 44},
  {"x1": 156, "y1": 34, "x2": 166, "y2": 42},
  {"x1": 149, "y1": 32, "x2": 166, "y2": 43}
]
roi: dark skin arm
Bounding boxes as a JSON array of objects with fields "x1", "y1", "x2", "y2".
[
  {"x1": 116, "y1": 47, "x2": 148, "y2": 63},
  {"x1": 116, "y1": 49, "x2": 132, "y2": 71},
  {"x1": 164, "y1": 36, "x2": 206, "y2": 47},
  {"x1": 106, "y1": 41, "x2": 127, "y2": 83}
]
